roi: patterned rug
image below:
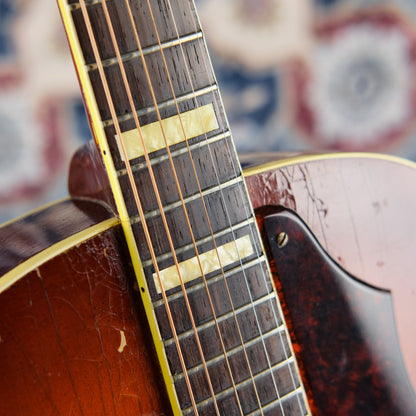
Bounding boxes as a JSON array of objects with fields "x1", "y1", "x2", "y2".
[{"x1": 1, "y1": 0, "x2": 416, "y2": 222}]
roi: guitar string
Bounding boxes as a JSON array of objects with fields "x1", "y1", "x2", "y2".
[
  {"x1": 144, "y1": 0, "x2": 294, "y2": 413},
  {"x1": 158, "y1": 0, "x2": 292, "y2": 413},
  {"x1": 102, "y1": 0, "x2": 266, "y2": 412},
  {"x1": 188, "y1": 18, "x2": 305, "y2": 416},
  {"x1": 176, "y1": 0, "x2": 306, "y2": 413},
  {"x1": 100, "y1": 0, "x2": 224, "y2": 413},
  {"x1": 72, "y1": 0, "x2": 300, "y2": 412},
  {"x1": 76, "y1": 1, "x2": 200, "y2": 414},
  {"x1": 148, "y1": 0, "x2": 281, "y2": 413},
  {"x1": 166, "y1": 0, "x2": 291, "y2": 413},
  {"x1": 138, "y1": 0, "x2": 248, "y2": 413},
  {"x1": 183, "y1": 2, "x2": 307, "y2": 412},
  {"x1": 143, "y1": 0, "x2": 280, "y2": 411}
]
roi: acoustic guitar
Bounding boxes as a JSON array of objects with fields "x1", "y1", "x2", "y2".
[{"x1": 1, "y1": 1, "x2": 416, "y2": 414}]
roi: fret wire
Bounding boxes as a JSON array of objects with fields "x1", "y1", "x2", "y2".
[
  {"x1": 182, "y1": 361, "x2": 301, "y2": 415},
  {"x1": 174, "y1": 325, "x2": 288, "y2": 381},
  {"x1": 152, "y1": 255, "x2": 267, "y2": 307},
  {"x1": 116, "y1": 130, "x2": 231, "y2": 177},
  {"x1": 102, "y1": 84, "x2": 218, "y2": 127},
  {"x1": 77, "y1": 0, "x2": 200, "y2": 413},
  {"x1": 143, "y1": 1, "x2": 250, "y2": 411},
  {"x1": 119, "y1": 0, "x2": 223, "y2": 411},
  {"x1": 142, "y1": 218, "x2": 257, "y2": 270},
  {"x1": 246, "y1": 388, "x2": 307, "y2": 416},
  {"x1": 129, "y1": 176, "x2": 244, "y2": 221},
  {"x1": 164, "y1": 292, "x2": 278, "y2": 346},
  {"x1": 181, "y1": 356, "x2": 296, "y2": 404},
  {"x1": 70, "y1": 0, "x2": 306, "y2": 412},
  {"x1": 153, "y1": 258, "x2": 273, "y2": 344},
  {"x1": 166, "y1": 2, "x2": 281, "y2": 414},
  {"x1": 86, "y1": 31, "x2": 203, "y2": 71},
  {"x1": 179, "y1": 2, "x2": 308, "y2": 413}
]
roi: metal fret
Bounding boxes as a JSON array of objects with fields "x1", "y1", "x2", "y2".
[
  {"x1": 103, "y1": 84, "x2": 218, "y2": 127},
  {"x1": 152, "y1": 255, "x2": 267, "y2": 307},
  {"x1": 128, "y1": 175, "x2": 243, "y2": 220},
  {"x1": 86, "y1": 31, "x2": 204, "y2": 71},
  {"x1": 142, "y1": 218, "x2": 257, "y2": 269},
  {"x1": 182, "y1": 361, "x2": 302, "y2": 415},
  {"x1": 174, "y1": 325, "x2": 288, "y2": 381},
  {"x1": 247, "y1": 388, "x2": 307, "y2": 416},
  {"x1": 164, "y1": 292, "x2": 278, "y2": 346},
  {"x1": 117, "y1": 130, "x2": 232, "y2": 177}
]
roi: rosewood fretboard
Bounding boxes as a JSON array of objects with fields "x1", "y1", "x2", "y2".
[{"x1": 59, "y1": 0, "x2": 308, "y2": 414}]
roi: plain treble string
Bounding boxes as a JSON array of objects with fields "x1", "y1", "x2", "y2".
[
  {"x1": 101, "y1": 0, "x2": 225, "y2": 413},
  {"x1": 170, "y1": 0, "x2": 307, "y2": 414},
  {"x1": 77, "y1": 0, "x2": 200, "y2": 414}
]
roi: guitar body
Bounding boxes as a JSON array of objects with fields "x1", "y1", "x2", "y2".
[{"x1": 1, "y1": 152, "x2": 415, "y2": 415}]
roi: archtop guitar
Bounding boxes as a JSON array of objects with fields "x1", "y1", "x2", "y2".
[{"x1": 1, "y1": 1, "x2": 416, "y2": 414}]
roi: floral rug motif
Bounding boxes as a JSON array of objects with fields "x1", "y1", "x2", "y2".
[
  {"x1": 198, "y1": 0, "x2": 416, "y2": 154},
  {"x1": 1, "y1": 0, "x2": 416, "y2": 222}
]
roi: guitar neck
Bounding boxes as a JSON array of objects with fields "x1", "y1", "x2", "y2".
[{"x1": 58, "y1": 0, "x2": 309, "y2": 414}]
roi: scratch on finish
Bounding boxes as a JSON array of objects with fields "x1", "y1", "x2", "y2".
[
  {"x1": 299, "y1": 165, "x2": 329, "y2": 249},
  {"x1": 36, "y1": 269, "x2": 85, "y2": 415},
  {"x1": 84, "y1": 264, "x2": 116, "y2": 415},
  {"x1": 118, "y1": 330, "x2": 127, "y2": 353},
  {"x1": 337, "y1": 165, "x2": 365, "y2": 272}
]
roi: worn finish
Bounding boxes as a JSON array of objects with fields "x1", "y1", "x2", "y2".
[
  {"x1": 68, "y1": 140, "x2": 117, "y2": 212},
  {"x1": 261, "y1": 209, "x2": 416, "y2": 415},
  {"x1": 0, "y1": 199, "x2": 304, "y2": 416},
  {"x1": 245, "y1": 155, "x2": 416, "y2": 390},
  {"x1": 0, "y1": 215, "x2": 171, "y2": 415},
  {"x1": 2, "y1": 153, "x2": 416, "y2": 414},
  {"x1": 69, "y1": 146, "x2": 416, "y2": 411},
  {"x1": 0, "y1": 198, "x2": 114, "y2": 277}
]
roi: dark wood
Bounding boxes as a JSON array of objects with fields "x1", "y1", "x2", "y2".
[{"x1": 261, "y1": 208, "x2": 416, "y2": 415}]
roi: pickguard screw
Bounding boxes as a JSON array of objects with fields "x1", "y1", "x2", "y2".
[{"x1": 276, "y1": 232, "x2": 289, "y2": 248}]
